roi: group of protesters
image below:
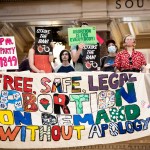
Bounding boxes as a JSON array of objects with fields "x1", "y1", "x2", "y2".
[
  {"x1": 19, "y1": 42, "x2": 75, "y2": 73},
  {"x1": 18, "y1": 33, "x2": 146, "y2": 73}
]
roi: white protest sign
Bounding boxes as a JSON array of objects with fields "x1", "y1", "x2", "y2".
[{"x1": 0, "y1": 36, "x2": 18, "y2": 70}]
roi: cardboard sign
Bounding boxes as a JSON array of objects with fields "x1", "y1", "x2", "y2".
[
  {"x1": 35, "y1": 27, "x2": 53, "y2": 55},
  {"x1": 82, "y1": 43, "x2": 100, "y2": 71},
  {"x1": 68, "y1": 26, "x2": 97, "y2": 46},
  {"x1": 0, "y1": 36, "x2": 18, "y2": 70}
]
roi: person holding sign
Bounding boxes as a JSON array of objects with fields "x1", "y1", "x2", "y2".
[
  {"x1": 71, "y1": 43, "x2": 85, "y2": 71},
  {"x1": 28, "y1": 42, "x2": 54, "y2": 73},
  {"x1": 100, "y1": 40, "x2": 117, "y2": 72},
  {"x1": 114, "y1": 34, "x2": 146, "y2": 72},
  {"x1": 55, "y1": 50, "x2": 75, "y2": 73},
  {"x1": 71, "y1": 22, "x2": 103, "y2": 71}
]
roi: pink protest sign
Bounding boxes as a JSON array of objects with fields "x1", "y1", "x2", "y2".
[{"x1": 0, "y1": 36, "x2": 18, "y2": 70}]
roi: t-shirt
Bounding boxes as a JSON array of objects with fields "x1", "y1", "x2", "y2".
[
  {"x1": 100, "y1": 56, "x2": 116, "y2": 72},
  {"x1": 55, "y1": 64, "x2": 75, "y2": 73}
]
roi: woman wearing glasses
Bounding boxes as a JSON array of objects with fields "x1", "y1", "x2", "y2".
[{"x1": 114, "y1": 34, "x2": 146, "y2": 73}]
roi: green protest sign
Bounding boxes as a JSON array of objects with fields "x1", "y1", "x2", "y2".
[{"x1": 68, "y1": 26, "x2": 97, "y2": 46}]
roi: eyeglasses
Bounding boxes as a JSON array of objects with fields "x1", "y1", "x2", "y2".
[{"x1": 129, "y1": 57, "x2": 132, "y2": 65}]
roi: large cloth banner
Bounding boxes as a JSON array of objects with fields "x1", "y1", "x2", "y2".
[{"x1": 0, "y1": 72, "x2": 150, "y2": 149}]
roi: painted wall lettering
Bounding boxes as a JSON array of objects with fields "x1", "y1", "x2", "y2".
[{"x1": 116, "y1": 0, "x2": 144, "y2": 9}]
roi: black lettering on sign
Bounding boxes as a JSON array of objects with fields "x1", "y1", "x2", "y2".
[
  {"x1": 83, "y1": 43, "x2": 100, "y2": 71},
  {"x1": 35, "y1": 27, "x2": 53, "y2": 55}
]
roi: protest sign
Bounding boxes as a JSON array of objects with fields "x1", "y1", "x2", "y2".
[
  {"x1": 35, "y1": 27, "x2": 53, "y2": 55},
  {"x1": 82, "y1": 43, "x2": 100, "y2": 71},
  {"x1": 0, "y1": 72, "x2": 150, "y2": 148},
  {"x1": 0, "y1": 36, "x2": 18, "y2": 70},
  {"x1": 68, "y1": 27, "x2": 97, "y2": 46}
]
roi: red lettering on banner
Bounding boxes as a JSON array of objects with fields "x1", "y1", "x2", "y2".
[
  {"x1": 51, "y1": 126, "x2": 61, "y2": 141},
  {"x1": 22, "y1": 93, "x2": 38, "y2": 112},
  {"x1": 3, "y1": 75, "x2": 14, "y2": 90},
  {"x1": 53, "y1": 94, "x2": 70, "y2": 114},
  {"x1": 24, "y1": 77, "x2": 33, "y2": 93},
  {"x1": 3, "y1": 75, "x2": 33, "y2": 93},
  {"x1": 0, "y1": 126, "x2": 21, "y2": 141},
  {"x1": 14, "y1": 77, "x2": 23, "y2": 91}
]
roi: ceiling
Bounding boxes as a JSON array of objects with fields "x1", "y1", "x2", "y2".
[{"x1": 109, "y1": 17, "x2": 150, "y2": 48}]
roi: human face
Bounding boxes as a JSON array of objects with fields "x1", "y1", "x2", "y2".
[
  {"x1": 108, "y1": 43, "x2": 116, "y2": 53},
  {"x1": 108, "y1": 43, "x2": 117, "y2": 54},
  {"x1": 61, "y1": 51, "x2": 69, "y2": 61},
  {"x1": 124, "y1": 35, "x2": 135, "y2": 47}
]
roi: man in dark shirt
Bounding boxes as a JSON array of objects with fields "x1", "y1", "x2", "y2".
[{"x1": 55, "y1": 50, "x2": 74, "y2": 73}]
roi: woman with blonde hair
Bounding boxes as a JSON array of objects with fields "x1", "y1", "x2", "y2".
[{"x1": 114, "y1": 34, "x2": 146, "y2": 72}]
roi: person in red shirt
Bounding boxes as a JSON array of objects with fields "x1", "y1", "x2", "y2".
[{"x1": 114, "y1": 34, "x2": 146, "y2": 73}]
